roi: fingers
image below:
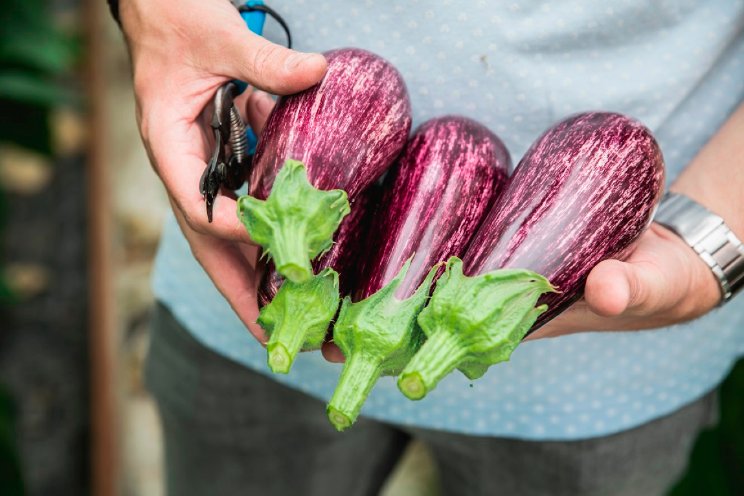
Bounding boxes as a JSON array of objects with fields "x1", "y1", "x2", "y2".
[
  {"x1": 126, "y1": 0, "x2": 327, "y2": 96},
  {"x1": 246, "y1": 90, "x2": 276, "y2": 135},
  {"x1": 172, "y1": 203, "x2": 268, "y2": 343},
  {"x1": 321, "y1": 341, "x2": 345, "y2": 363},
  {"x1": 146, "y1": 111, "x2": 254, "y2": 244},
  {"x1": 168, "y1": 155, "x2": 252, "y2": 243},
  {"x1": 224, "y1": 30, "x2": 327, "y2": 95}
]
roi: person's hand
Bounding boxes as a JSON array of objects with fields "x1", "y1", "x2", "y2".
[
  {"x1": 316, "y1": 219, "x2": 722, "y2": 358},
  {"x1": 170, "y1": 90, "x2": 280, "y2": 343},
  {"x1": 118, "y1": 0, "x2": 327, "y2": 341},
  {"x1": 527, "y1": 222, "x2": 722, "y2": 340}
]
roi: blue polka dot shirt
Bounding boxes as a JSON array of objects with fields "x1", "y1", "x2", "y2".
[{"x1": 153, "y1": 0, "x2": 744, "y2": 439}]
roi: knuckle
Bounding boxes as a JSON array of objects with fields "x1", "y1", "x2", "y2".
[
  {"x1": 248, "y1": 42, "x2": 284, "y2": 86},
  {"x1": 629, "y1": 279, "x2": 654, "y2": 313},
  {"x1": 132, "y1": 65, "x2": 157, "y2": 105}
]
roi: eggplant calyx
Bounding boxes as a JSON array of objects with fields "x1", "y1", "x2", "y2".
[
  {"x1": 326, "y1": 258, "x2": 439, "y2": 430},
  {"x1": 237, "y1": 159, "x2": 350, "y2": 283},
  {"x1": 258, "y1": 268, "x2": 340, "y2": 374},
  {"x1": 333, "y1": 257, "x2": 439, "y2": 374},
  {"x1": 399, "y1": 257, "x2": 555, "y2": 399}
]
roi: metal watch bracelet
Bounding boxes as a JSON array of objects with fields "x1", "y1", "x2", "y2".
[{"x1": 653, "y1": 192, "x2": 744, "y2": 303}]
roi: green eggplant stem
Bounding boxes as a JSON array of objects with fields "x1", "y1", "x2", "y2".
[
  {"x1": 258, "y1": 269, "x2": 340, "y2": 374},
  {"x1": 266, "y1": 340, "x2": 302, "y2": 375},
  {"x1": 268, "y1": 223, "x2": 313, "y2": 284},
  {"x1": 398, "y1": 330, "x2": 466, "y2": 400},
  {"x1": 397, "y1": 257, "x2": 556, "y2": 401},
  {"x1": 327, "y1": 258, "x2": 440, "y2": 429},
  {"x1": 327, "y1": 353, "x2": 384, "y2": 431}
]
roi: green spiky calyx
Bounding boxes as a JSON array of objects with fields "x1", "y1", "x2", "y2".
[
  {"x1": 326, "y1": 259, "x2": 439, "y2": 431},
  {"x1": 237, "y1": 160, "x2": 350, "y2": 283},
  {"x1": 258, "y1": 269, "x2": 341, "y2": 374},
  {"x1": 398, "y1": 257, "x2": 556, "y2": 401}
]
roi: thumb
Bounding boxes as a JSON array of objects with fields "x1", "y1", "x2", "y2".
[
  {"x1": 584, "y1": 259, "x2": 665, "y2": 317},
  {"x1": 225, "y1": 30, "x2": 327, "y2": 95}
]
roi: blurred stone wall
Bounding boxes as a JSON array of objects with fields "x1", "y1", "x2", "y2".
[
  {"x1": 0, "y1": 119, "x2": 89, "y2": 495},
  {"x1": 0, "y1": 2, "x2": 91, "y2": 494}
]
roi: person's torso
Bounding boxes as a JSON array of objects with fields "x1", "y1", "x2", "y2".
[{"x1": 156, "y1": 0, "x2": 744, "y2": 438}]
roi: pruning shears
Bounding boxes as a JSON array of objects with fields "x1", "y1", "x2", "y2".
[{"x1": 200, "y1": 1, "x2": 292, "y2": 222}]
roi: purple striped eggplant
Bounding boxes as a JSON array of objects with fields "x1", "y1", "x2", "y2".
[
  {"x1": 326, "y1": 116, "x2": 511, "y2": 431},
  {"x1": 399, "y1": 112, "x2": 665, "y2": 400},
  {"x1": 256, "y1": 188, "x2": 378, "y2": 374},
  {"x1": 238, "y1": 48, "x2": 412, "y2": 284}
]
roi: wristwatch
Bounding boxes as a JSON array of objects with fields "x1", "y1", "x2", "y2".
[{"x1": 653, "y1": 192, "x2": 744, "y2": 303}]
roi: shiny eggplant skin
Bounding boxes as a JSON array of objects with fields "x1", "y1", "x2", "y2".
[
  {"x1": 462, "y1": 112, "x2": 665, "y2": 329},
  {"x1": 258, "y1": 187, "x2": 378, "y2": 307},
  {"x1": 326, "y1": 116, "x2": 511, "y2": 428},
  {"x1": 355, "y1": 116, "x2": 511, "y2": 301},
  {"x1": 249, "y1": 48, "x2": 412, "y2": 201}
]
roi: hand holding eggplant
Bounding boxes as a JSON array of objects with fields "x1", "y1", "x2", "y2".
[
  {"x1": 399, "y1": 112, "x2": 666, "y2": 400},
  {"x1": 119, "y1": 0, "x2": 327, "y2": 341},
  {"x1": 122, "y1": 0, "x2": 327, "y2": 242},
  {"x1": 169, "y1": 91, "x2": 281, "y2": 344},
  {"x1": 530, "y1": 103, "x2": 744, "y2": 338},
  {"x1": 526, "y1": 223, "x2": 722, "y2": 339}
]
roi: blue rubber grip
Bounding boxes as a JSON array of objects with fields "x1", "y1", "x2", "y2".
[
  {"x1": 234, "y1": 0, "x2": 266, "y2": 94},
  {"x1": 242, "y1": 0, "x2": 267, "y2": 35},
  {"x1": 237, "y1": 0, "x2": 267, "y2": 153}
]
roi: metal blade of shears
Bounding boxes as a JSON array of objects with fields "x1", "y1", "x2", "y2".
[{"x1": 201, "y1": 1, "x2": 268, "y2": 221}]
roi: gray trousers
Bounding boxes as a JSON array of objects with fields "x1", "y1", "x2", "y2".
[{"x1": 145, "y1": 303, "x2": 718, "y2": 496}]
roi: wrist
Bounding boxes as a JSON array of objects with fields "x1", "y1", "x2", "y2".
[
  {"x1": 653, "y1": 192, "x2": 744, "y2": 303},
  {"x1": 671, "y1": 180, "x2": 744, "y2": 243},
  {"x1": 670, "y1": 104, "x2": 744, "y2": 242}
]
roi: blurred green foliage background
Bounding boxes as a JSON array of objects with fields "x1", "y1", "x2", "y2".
[
  {"x1": 1, "y1": 1, "x2": 77, "y2": 495},
  {"x1": 0, "y1": 0, "x2": 77, "y2": 301}
]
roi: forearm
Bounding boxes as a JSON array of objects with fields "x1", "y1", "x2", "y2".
[{"x1": 671, "y1": 102, "x2": 744, "y2": 239}]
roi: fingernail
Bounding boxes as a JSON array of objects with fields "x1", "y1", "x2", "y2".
[{"x1": 284, "y1": 52, "x2": 317, "y2": 71}]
